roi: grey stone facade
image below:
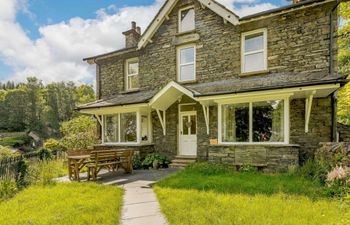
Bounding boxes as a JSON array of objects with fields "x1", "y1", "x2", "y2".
[{"x1": 86, "y1": 0, "x2": 341, "y2": 171}]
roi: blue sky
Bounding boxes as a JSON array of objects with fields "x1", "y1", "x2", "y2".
[{"x1": 0, "y1": 0, "x2": 288, "y2": 84}]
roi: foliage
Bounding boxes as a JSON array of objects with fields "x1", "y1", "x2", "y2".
[
  {"x1": 326, "y1": 166, "x2": 350, "y2": 197},
  {"x1": 0, "y1": 77, "x2": 95, "y2": 136},
  {"x1": 132, "y1": 154, "x2": 143, "y2": 170},
  {"x1": 27, "y1": 159, "x2": 67, "y2": 186},
  {"x1": 142, "y1": 153, "x2": 169, "y2": 169},
  {"x1": 15, "y1": 159, "x2": 28, "y2": 189},
  {"x1": 337, "y1": 2, "x2": 350, "y2": 124},
  {"x1": 0, "y1": 183, "x2": 123, "y2": 225},
  {"x1": 0, "y1": 135, "x2": 31, "y2": 148},
  {"x1": 36, "y1": 147, "x2": 53, "y2": 161},
  {"x1": 154, "y1": 163, "x2": 350, "y2": 225},
  {"x1": 0, "y1": 146, "x2": 19, "y2": 160},
  {"x1": 0, "y1": 180, "x2": 17, "y2": 200},
  {"x1": 154, "y1": 188, "x2": 350, "y2": 225},
  {"x1": 43, "y1": 138, "x2": 66, "y2": 154},
  {"x1": 239, "y1": 164, "x2": 258, "y2": 173},
  {"x1": 60, "y1": 115, "x2": 98, "y2": 150}
]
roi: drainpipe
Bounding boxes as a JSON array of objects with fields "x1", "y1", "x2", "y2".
[
  {"x1": 94, "y1": 58, "x2": 101, "y2": 100},
  {"x1": 329, "y1": 0, "x2": 342, "y2": 142}
]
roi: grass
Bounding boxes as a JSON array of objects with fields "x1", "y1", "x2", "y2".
[
  {"x1": 0, "y1": 182, "x2": 123, "y2": 225},
  {"x1": 154, "y1": 163, "x2": 350, "y2": 225}
]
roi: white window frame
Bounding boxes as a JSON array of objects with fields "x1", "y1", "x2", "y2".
[
  {"x1": 125, "y1": 58, "x2": 139, "y2": 91},
  {"x1": 178, "y1": 6, "x2": 195, "y2": 33},
  {"x1": 177, "y1": 44, "x2": 196, "y2": 82},
  {"x1": 241, "y1": 28, "x2": 268, "y2": 74},
  {"x1": 218, "y1": 95, "x2": 290, "y2": 145},
  {"x1": 102, "y1": 109, "x2": 152, "y2": 145}
]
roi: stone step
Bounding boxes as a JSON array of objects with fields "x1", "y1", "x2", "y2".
[
  {"x1": 175, "y1": 155, "x2": 197, "y2": 160},
  {"x1": 169, "y1": 163, "x2": 189, "y2": 169},
  {"x1": 169, "y1": 156, "x2": 197, "y2": 168}
]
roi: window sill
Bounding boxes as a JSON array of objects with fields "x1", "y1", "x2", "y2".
[
  {"x1": 175, "y1": 29, "x2": 196, "y2": 37},
  {"x1": 239, "y1": 69, "x2": 269, "y2": 77},
  {"x1": 121, "y1": 89, "x2": 140, "y2": 94},
  {"x1": 177, "y1": 80, "x2": 197, "y2": 85}
]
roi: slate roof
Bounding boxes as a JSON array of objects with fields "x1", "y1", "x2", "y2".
[
  {"x1": 77, "y1": 72, "x2": 347, "y2": 110},
  {"x1": 77, "y1": 89, "x2": 158, "y2": 109}
]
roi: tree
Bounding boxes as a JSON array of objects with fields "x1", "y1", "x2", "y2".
[
  {"x1": 76, "y1": 85, "x2": 95, "y2": 104},
  {"x1": 60, "y1": 115, "x2": 98, "y2": 150},
  {"x1": 24, "y1": 77, "x2": 44, "y2": 132},
  {"x1": 337, "y1": 2, "x2": 350, "y2": 124}
]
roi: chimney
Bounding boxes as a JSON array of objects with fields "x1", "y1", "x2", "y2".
[{"x1": 122, "y1": 21, "x2": 141, "y2": 48}]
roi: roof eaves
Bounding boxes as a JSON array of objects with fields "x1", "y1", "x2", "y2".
[{"x1": 83, "y1": 46, "x2": 138, "y2": 63}]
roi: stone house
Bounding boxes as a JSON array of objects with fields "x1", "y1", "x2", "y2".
[{"x1": 78, "y1": 0, "x2": 348, "y2": 171}]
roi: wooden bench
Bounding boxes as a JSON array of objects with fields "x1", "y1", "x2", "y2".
[
  {"x1": 87, "y1": 149, "x2": 134, "y2": 181},
  {"x1": 67, "y1": 149, "x2": 93, "y2": 181}
]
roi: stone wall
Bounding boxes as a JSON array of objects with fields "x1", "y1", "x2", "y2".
[
  {"x1": 96, "y1": 0, "x2": 336, "y2": 99},
  {"x1": 208, "y1": 145, "x2": 299, "y2": 172},
  {"x1": 338, "y1": 123, "x2": 350, "y2": 142}
]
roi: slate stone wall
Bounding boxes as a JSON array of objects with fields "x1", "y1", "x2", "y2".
[
  {"x1": 338, "y1": 123, "x2": 350, "y2": 142},
  {"x1": 96, "y1": 0, "x2": 336, "y2": 99}
]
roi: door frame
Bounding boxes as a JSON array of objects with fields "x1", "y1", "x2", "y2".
[{"x1": 178, "y1": 103, "x2": 197, "y2": 156}]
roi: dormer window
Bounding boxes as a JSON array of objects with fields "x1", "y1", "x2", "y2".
[
  {"x1": 125, "y1": 58, "x2": 139, "y2": 90},
  {"x1": 241, "y1": 29, "x2": 267, "y2": 74},
  {"x1": 179, "y1": 6, "x2": 195, "y2": 33}
]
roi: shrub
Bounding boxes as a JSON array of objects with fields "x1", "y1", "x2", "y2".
[
  {"x1": 0, "y1": 146, "x2": 19, "y2": 160},
  {"x1": 0, "y1": 135, "x2": 32, "y2": 148},
  {"x1": 36, "y1": 147, "x2": 53, "y2": 161},
  {"x1": 142, "y1": 153, "x2": 169, "y2": 169},
  {"x1": 325, "y1": 166, "x2": 350, "y2": 197},
  {"x1": 27, "y1": 159, "x2": 67, "y2": 186},
  {"x1": 60, "y1": 116, "x2": 98, "y2": 150},
  {"x1": 132, "y1": 154, "x2": 143, "y2": 170},
  {"x1": 0, "y1": 180, "x2": 17, "y2": 200},
  {"x1": 15, "y1": 159, "x2": 28, "y2": 189},
  {"x1": 43, "y1": 138, "x2": 66, "y2": 154}
]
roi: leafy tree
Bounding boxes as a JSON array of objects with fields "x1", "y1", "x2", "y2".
[
  {"x1": 60, "y1": 115, "x2": 98, "y2": 150},
  {"x1": 76, "y1": 85, "x2": 95, "y2": 104},
  {"x1": 337, "y1": 2, "x2": 350, "y2": 124}
]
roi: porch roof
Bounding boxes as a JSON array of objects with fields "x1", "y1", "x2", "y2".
[{"x1": 77, "y1": 72, "x2": 347, "y2": 111}]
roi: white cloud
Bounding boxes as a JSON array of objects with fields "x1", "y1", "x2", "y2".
[{"x1": 0, "y1": 0, "x2": 277, "y2": 84}]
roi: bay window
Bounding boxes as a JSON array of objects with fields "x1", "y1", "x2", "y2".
[
  {"x1": 103, "y1": 111, "x2": 151, "y2": 144},
  {"x1": 241, "y1": 29, "x2": 267, "y2": 74},
  {"x1": 220, "y1": 98, "x2": 288, "y2": 144}
]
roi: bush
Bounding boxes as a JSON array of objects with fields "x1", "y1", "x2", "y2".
[
  {"x1": 132, "y1": 154, "x2": 143, "y2": 170},
  {"x1": 0, "y1": 135, "x2": 32, "y2": 148},
  {"x1": 43, "y1": 138, "x2": 66, "y2": 154},
  {"x1": 60, "y1": 116, "x2": 98, "y2": 150},
  {"x1": 36, "y1": 147, "x2": 53, "y2": 161},
  {"x1": 0, "y1": 180, "x2": 17, "y2": 200},
  {"x1": 0, "y1": 146, "x2": 19, "y2": 160},
  {"x1": 142, "y1": 153, "x2": 169, "y2": 169},
  {"x1": 325, "y1": 166, "x2": 350, "y2": 198}
]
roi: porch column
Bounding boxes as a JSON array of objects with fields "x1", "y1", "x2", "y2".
[
  {"x1": 201, "y1": 104, "x2": 210, "y2": 135},
  {"x1": 156, "y1": 109, "x2": 166, "y2": 135},
  {"x1": 305, "y1": 91, "x2": 316, "y2": 133}
]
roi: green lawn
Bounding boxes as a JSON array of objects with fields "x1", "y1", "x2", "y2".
[
  {"x1": 154, "y1": 163, "x2": 350, "y2": 225},
  {"x1": 0, "y1": 182, "x2": 123, "y2": 225}
]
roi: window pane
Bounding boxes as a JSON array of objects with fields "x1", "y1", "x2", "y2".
[
  {"x1": 222, "y1": 104, "x2": 249, "y2": 142},
  {"x1": 180, "y1": 8, "x2": 195, "y2": 32},
  {"x1": 128, "y1": 75, "x2": 139, "y2": 89},
  {"x1": 180, "y1": 47, "x2": 194, "y2": 64},
  {"x1": 244, "y1": 52, "x2": 264, "y2": 72},
  {"x1": 190, "y1": 115, "x2": 196, "y2": 135},
  {"x1": 180, "y1": 104, "x2": 196, "y2": 112},
  {"x1": 120, "y1": 113, "x2": 137, "y2": 142},
  {"x1": 128, "y1": 62, "x2": 139, "y2": 75},
  {"x1": 104, "y1": 115, "x2": 118, "y2": 142},
  {"x1": 253, "y1": 100, "x2": 284, "y2": 142},
  {"x1": 180, "y1": 64, "x2": 195, "y2": 81},
  {"x1": 141, "y1": 115, "x2": 149, "y2": 142},
  {"x1": 245, "y1": 33, "x2": 264, "y2": 52},
  {"x1": 182, "y1": 116, "x2": 189, "y2": 135}
]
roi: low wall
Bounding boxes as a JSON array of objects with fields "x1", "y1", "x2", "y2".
[
  {"x1": 208, "y1": 144, "x2": 299, "y2": 172},
  {"x1": 93, "y1": 144, "x2": 155, "y2": 158},
  {"x1": 317, "y1": 142, "x2": 350, "y2": 167}
]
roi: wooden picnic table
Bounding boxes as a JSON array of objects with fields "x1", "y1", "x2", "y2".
[{"x1": 67, "y1": 155, "x2": 90, "y2": 181}]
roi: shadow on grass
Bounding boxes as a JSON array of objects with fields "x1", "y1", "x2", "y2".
[{"x1": 155, "y1": 163, "x2": 329, "y2": 199}]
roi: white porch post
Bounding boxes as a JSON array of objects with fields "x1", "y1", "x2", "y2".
[
  {"x1": 201, "y1": 104, "x2": 210, "y2": 135},
  {"x1": 305, "y1": 91, "x2": 316, "y2": 133},
  {"x1": 156, "y1": 109, "x2": 166, "y2": 135},
  {"x1": 95, "y1": 114, "x2": 102, "y2": 126}
]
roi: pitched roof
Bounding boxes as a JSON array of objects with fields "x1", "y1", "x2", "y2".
[
  {"x1": 77, "y1": 73, "x2": 347, "y2": 110},
  {"x1": 187, "y1": 72, "x2": 347, "y2": 96}
]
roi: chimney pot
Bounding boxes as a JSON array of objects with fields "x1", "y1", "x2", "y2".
[
  {"x1": 136, "y1": 26, "x2": 141, "y2": 34},
  {"x1": 131, "y1": 21, "x2": 136, "y2": 30}
]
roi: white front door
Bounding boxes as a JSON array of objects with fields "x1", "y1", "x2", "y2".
[{"x1": 179, "y1": 112, "x2": 197, "y2": 156}]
